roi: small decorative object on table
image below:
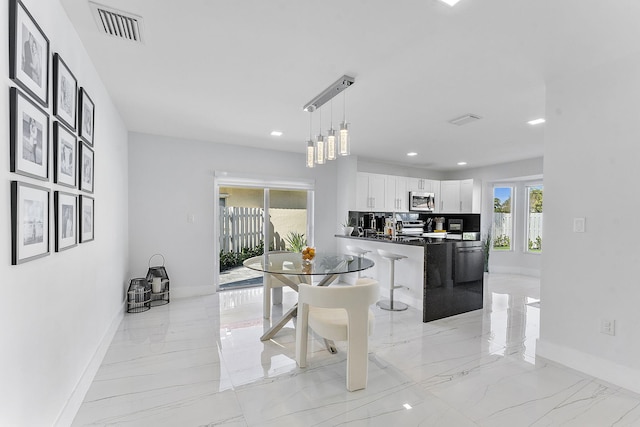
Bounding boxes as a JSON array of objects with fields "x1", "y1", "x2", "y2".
[
  {"x1": 146, "y1": 253, "x2": 170, "y2": 306},
  {"x1": 127, "y1": 278, "x2": 151, "y2": 313},
  {"x1": 301, "y1": 246, "x2": 315, "y2": 265}
]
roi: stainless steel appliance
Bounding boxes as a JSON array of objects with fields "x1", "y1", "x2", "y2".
[
  {"x1": 454, "y1": 242, "x2": 484, "y2": 284},
  {"x1": 409, "y1": 191, "x2": 435, "y2": 212},
  {"x1": 446, "y1": 218, "x2": 463, "y2": 239}
]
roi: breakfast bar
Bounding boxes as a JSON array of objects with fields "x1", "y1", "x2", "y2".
[{"x1": 336, "y1": 233, "x2": 484, "y2": 322}]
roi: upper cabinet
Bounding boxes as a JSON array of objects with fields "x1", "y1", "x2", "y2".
[
  {"x1": 439, "y1": 179, "x2": 479, "y2": 213},
  {"x1": 356, "y1": 173, "x2": 386, "y2": 211},
  {"x1": 385, "y1": 175, "x2": 408, "y2": 211}
]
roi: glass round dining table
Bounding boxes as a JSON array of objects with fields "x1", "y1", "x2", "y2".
[
  {"x1": 243, "y1": 252, "x2": 374, "y2": 280},
  {"x1": 243, "y1": 251, "x2": 375, "y2": 343}
]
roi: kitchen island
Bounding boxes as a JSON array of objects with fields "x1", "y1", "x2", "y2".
[{"x1": 336, "y1": 234, "x2": 484, "y2": 322}]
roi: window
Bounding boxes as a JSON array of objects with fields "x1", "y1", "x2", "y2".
[
  {"x1": 526, "y1": 184, "x2": 543, "y2": 253},
  {"x1": 493, "y1": 186, "x2": 513, "y2": 251}
]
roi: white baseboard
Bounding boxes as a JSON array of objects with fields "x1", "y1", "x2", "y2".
[
  {"x1": 55, "y1": 304, "x2": 125, "y2": 426},
  {"x1": 171, "y1": 284, "x2": 217, "y2": 299},
  {"x1": 489, "y1": 265, "x2": 540, "y2": 277},
  {"x1": 536, "y1": 339, "x2": 640, "y2": 394}
]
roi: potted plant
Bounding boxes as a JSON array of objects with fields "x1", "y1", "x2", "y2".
[
  {"x1": 341, "y1": 218, "x2": 355, "y2": 236},
  {"x1": 482, "y1": 227, "x2": 492, "y2": 273},
  {"x1": 285, "y1": 231, "x2": 307, "y2": 253}
]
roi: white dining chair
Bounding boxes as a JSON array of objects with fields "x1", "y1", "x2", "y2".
[
  {"x1": 263, "y1": 251, "x2": 307, "y2": 319},
  {"x1": 295, "y1": 278, "x2": 379, "y2": 391}
]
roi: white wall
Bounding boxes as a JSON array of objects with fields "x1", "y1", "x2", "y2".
[
  {"x1": 128, "y1": 132, "x2": 338, "y2": 296},
  {"x1": 0, "y1": 1, "x2": 129, "y2": 425},
  {"x1": 538, "y1": 54, "x2": 640, "y2": 393}
]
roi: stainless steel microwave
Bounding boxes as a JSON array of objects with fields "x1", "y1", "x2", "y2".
[{"x1": 409, "y1": 191, "x2": 435, "y2": 212}]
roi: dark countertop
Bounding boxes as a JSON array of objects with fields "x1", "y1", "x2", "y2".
[{"x1": 335, "y1": 234, "x2": 476, "y2": 246}]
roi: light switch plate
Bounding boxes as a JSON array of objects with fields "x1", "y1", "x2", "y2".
[{"x1": 573, "y1": 217, "x2": 585, "y2": 233}]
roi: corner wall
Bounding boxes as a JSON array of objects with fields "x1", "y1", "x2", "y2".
[
  {"x1": 0, "y1": 1, "x2": 129, "y2": 425},
  {"x1": 538, "y1": 54, "x2": 640, "y2": 392}
]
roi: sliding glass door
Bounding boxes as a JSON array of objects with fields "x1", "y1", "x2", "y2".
[{"x1": 214, "y1": 175, "x2": 313, "y2": 290}]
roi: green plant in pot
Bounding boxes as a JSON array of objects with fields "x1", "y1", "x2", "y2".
[
  {"x1": 482, "y1": 228, "x2": 492, "y2": 273},
  {"x1": 341, "y1": 217, "x2": 355, "y2": 236},
  {"x1": 285, "y1": 231, "x2": 307, "y2": 253}
]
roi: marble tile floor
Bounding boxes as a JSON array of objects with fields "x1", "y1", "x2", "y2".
[{"x1": 72, "y1": 274, "x2": 640, "y2": 426}]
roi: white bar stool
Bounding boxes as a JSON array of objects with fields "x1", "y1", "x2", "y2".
[
  {"x1": 346, "y1": 245, "x2": 371, "y2": 278},
  {"x1": 376, "y1": 249, "x2": 408, "y2": 311}
]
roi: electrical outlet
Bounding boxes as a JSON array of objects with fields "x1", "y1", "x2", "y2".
[
  {"x1": 187, "y1": 214, "x2": 196, "y2": 223},
  {"x1": 600, "y1": 319, "x2": 615, "y2": 336},
  {"x1": 573, "y1": 217, "x2": 586, "y2": 233}
]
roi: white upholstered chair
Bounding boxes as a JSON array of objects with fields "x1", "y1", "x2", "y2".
[
  {"x1": 263, "y1": 251, "x2": 307, "y2": 319},
  {"x1": 295, "y1": 278, "x2": 379, "y2": 391}
]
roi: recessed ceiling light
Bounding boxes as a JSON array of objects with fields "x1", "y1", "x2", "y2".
[
  {"x1": 270, "y1": 130, "x2": 283, "y2": 136},
  {"x1": 457, "y1": 161, "x2": 467, "y2": 166},
  {"x1": 407, "y1": 152, "x2": 418, "y2": 157},
  {"x1": 439, "y1": 0, "x2": 461, "y2": 6},
  {"x1": 403, "y1": 403, "x2": 413, "y2": 410},
  {"x1": 527, "y1": 118, "x2": 545, "y2": 125}
]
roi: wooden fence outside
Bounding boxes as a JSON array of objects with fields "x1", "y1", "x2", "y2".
[
  {"x1": 219, "y1": 207, "x2": 264, "y2": 253},
  {"x1": 493, "y1": 212, "x2": 543, "y2": 244}
]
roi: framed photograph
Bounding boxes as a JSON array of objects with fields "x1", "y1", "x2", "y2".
[
  {"x1": 79, "y1": 141, "x2": 94, "y2": 193},
  {"x1": 11, "y1": 181, "x2": 50, "y2": 265},
  {"x1": 78, "y1": 88, "x2": 95, "y2": 146},
  {"x1": 9, "y1": 0, "x2": 49, "y2": 107},
  {"x1": 79, "y1": 195, "x2": 94, "y2": 243},
  {"x1": 53, "y1": 53, "x2": 77, "y2": 130},
  {"x1": 10, "y1": 87, "x2": 49, "y2": 180},
  {"x1": 53, "y1": 122, "x2": 77, "y2": 188},
  {"x1": 55, "y1": 191, "x2": 77, "y2": 251}
]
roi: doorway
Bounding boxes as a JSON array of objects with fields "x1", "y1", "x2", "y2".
[{"x1": 214, "y1": 174, "x2": 314, "y2": 290}]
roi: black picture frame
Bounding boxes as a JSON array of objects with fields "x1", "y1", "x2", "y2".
[
  {"x1": 9, "y1": 0, "x2": 50, "y2": 107},
  {"x1": 54, "y1": 191, "x2": 77, "y2": 252},
  {"x1": 79, "y1": 141, "x2": 94, "y2": 193},
  {"x1": 10, "y1": 87, "x2": 50, "y2": 181},
  {"x1": 78, "y1": 88, "x2": 95, "y2": 146},
  {"x1": 53, "y1": 53, "x2": 77, "y2": 130},
  {"x1": 79, "y1": 195, "x2": 94, "y2": 243},
  {"x1": 53, "y1": 121, "x2": 77, "y2": 188},
  {"x1": 11, "y1": 181, "x2": 50, "y2": 265}
]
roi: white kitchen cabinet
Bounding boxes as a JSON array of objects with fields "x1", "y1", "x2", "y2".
[
  {"x1": 385, "y1": 176, "x2": 408, "y2": 211},
  {"x1": 356, "y1": 173, "x2": 386, "y2": 211},
  {"x1": 460, "y1": 179, "x2": 474, "y2": 213},
  {"x1": 407, "y1": 178, "x2": 428, "y2": 191},
  {"x1": 439, "y1": 179, "x2": 477, "y2": 213},
  {"x1": 440, "y1": 180, "x2": 461, "y2": 212}
]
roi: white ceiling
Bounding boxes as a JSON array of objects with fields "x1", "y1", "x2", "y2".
[{"x1": 59, "y1": 0, "x2": 640, "y2": 171}]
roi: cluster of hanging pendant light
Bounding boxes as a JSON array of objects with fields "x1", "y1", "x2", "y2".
[{"x1": 304, "y1": 76, "x2": 353, "y2": 168}]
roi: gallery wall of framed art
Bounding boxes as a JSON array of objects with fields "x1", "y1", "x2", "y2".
[
  {"x1": 0, "y1": 1, "x2": 133, "y2": 425},
  {"x1": 8, "y1": 0, "x2": 97, "y2": 264}
]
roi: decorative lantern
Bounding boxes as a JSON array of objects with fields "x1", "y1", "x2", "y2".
[
  {"x1": 127, "y1": 278, "x2": 151, "y2": 313},
  {"x1": 146, "y1": 253, "x2": 170, "y2": 306}
]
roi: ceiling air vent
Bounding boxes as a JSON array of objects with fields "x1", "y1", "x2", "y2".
[
  {"x1": 89, "y1": 2, "x2": 144, "y2": 43},
  {"x1": 449, "y1": 114, "x2": 482, "y2": 126}
]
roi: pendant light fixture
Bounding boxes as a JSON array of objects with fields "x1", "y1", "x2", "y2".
[
  {"x1": 339, "y1": 90, "x2": 350, "y2": 156},
  {"x1": 326, "y1": 99, "x2": 337, "y2": 160},
  {"x1": 306, "y1": 111, "x2": 315, "y2": 168},
  {"x1": 302, "y1": 75, "x2": 354, "y2": 167},
  {"x1": 316, "y1": 108, "x2": 326, "y2": 164}
]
